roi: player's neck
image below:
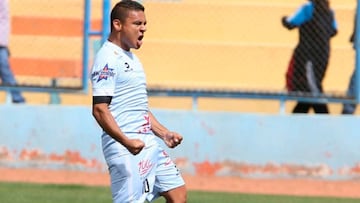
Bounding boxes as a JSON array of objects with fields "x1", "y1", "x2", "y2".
[{"x1": 108, "y1": 35, "x2": 124, "y2": 50}]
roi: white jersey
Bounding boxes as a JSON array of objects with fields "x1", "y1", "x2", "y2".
[{"x1": 91, "y1": 41, "x2": 158, "y2": 160}]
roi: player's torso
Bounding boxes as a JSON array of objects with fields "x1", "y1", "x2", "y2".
[
  {"x1": 92, "y1": 42, "x2": 157, "y2": 158},
  {"x1": 109, "y1": 48, "x2": 149, "y2": 134}
]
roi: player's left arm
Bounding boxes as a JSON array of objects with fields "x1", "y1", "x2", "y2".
[{"x1": 148, "y1": 111, "x2": 183, "y2": 148}]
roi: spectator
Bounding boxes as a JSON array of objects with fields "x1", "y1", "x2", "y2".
[
  {"x1": 282, "y1": 0, "x2": 337, "y2": 113},
  {"x1": 342, "y1": 11, "x2": 357, "y2": 114},
  {"x1": 91, "y1": 1, "x2": 186, "y2": 202},
  {"x1": 0, "y1": 0, "x2": 25, "y2": 103}
]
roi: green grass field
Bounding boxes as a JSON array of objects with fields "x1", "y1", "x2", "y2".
[{"x1": 1, "y1": 181, "x2": 359, "y2": 203}]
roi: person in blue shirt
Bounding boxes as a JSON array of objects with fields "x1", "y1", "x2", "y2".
[
  {"x1": 282, "y1": 0, "x2": 337, "y2": 113},
  {"x1": 342, "y1": 12, "x2": 357, "y2": 114}
]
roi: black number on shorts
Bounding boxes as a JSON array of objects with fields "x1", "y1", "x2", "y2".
[{"x1": 143, "y1": 178, "x2": 150, "y2": 193}]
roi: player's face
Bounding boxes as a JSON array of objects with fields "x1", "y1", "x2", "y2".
[{"x1": 120, "y1": 10, "x2": 147, "y2": 51}]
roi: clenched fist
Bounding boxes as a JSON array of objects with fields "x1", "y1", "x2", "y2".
[
  {"x1": 125, "y1": 138, "x2": 145, "y2": 155},
  {"x1": 163, "y1": 131, "x2": 183, "y2": 148}
]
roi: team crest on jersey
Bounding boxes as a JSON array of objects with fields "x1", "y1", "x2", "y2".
[{"x1": 92, "y1": 64, "x2": 115, "y2": 82}]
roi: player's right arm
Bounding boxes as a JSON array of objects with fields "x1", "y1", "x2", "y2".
[{"x1": 92, "y1": 96, "x2": 145, "y2": 155}]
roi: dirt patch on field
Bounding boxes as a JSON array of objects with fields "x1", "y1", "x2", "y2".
[{"x1": 1, "y1": 167, "x2": 360, "y2": 198}]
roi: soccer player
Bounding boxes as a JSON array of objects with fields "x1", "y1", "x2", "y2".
[{"x1": 91, "y1": 1, "x2": 187, "y2": 202}]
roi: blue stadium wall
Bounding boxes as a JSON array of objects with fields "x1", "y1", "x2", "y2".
[{"x1": 1, "y1": 105, "x2": 359, "y2": 180}]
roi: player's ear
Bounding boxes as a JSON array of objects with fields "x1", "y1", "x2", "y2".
[{"x1": 112, "y1": 19, "x2": 122, "y2": 31}]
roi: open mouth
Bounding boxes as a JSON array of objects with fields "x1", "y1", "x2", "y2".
[{"x1": 138, "y1": 35, "x2": 144, "y2": 41}]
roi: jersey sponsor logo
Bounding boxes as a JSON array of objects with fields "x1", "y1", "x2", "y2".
[
  {"x1": 139, "y1": 159, "x2": 153, "y2": 176},
  {"x1": 92, "y1": 64, "x2": 115, "y2": 82},
  {"x1": 124, "y1": 62, "x2": 133, "y2": 72}
]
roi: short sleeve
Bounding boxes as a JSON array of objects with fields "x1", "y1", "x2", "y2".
[
  {"x1": 286, "y1": 2, "x2": 313, "y2": 26},
  {"x1": 91, "y1": 61, "x2": 117, "y2": 96}
]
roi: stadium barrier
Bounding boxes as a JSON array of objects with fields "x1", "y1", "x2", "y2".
[{"x1": 1, "y1": 105, "x2": 360, "y2": 180}]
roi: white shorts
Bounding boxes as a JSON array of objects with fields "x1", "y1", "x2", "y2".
[{"x1": 107, "y1": 145, "x2": 185, "y2": 203}]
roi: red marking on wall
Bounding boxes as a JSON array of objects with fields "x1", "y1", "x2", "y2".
[
  {"x1": 349, "y1": 163, "x2": 360, "y2": 175},
  {"x1": 4, "y1": 147, "x2": 360, "y2": 179},
  {"x1": 191, "y1": 160, "x2": 335, "y2": 178},
  {"x1": 51, "y1": 150, "x2": 104, "y2": 170},
  {"x1": 281, "y1": 163, "x2": 333, "y2": 177},
  {"x1": 89, "y1": 159, "x2": 104, "y2": 171},
  {"x1": 193, "y1": 161, "x2": 222, "y2": 176},
  {"x1": 6, "y1": 148, "x2": 105, "y2": 171},
  {"x1": 19, "y1": 149, "x2": 46, "y2": 161},
  {"x1": 222, "y1": 161, "x2": 333, "y2": 178},
  {"x1": 49, "y1": 153, "x2": 64, "y2": 162},
  {"x1": 0, "y1": 146, "x2": 12, "y2": 161},
  {"x1": 200, "y1": 121, "x2": 215, "y2": 136},
  {"x1": 64, "y1": 150, "x2": 87, "y2": 165},
  {"x1": 339, "y1": 163, "x2": 360, "y2": 177}
]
